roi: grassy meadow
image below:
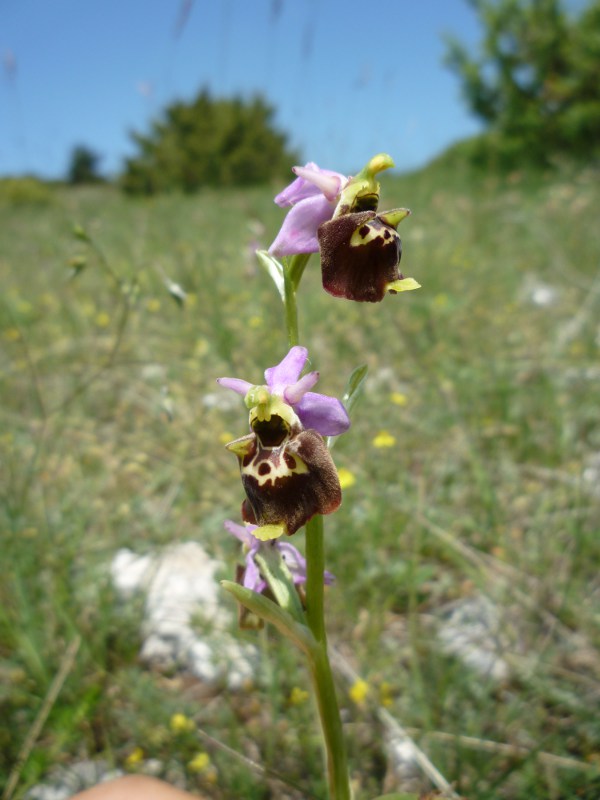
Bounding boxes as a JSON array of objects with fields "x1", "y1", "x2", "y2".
[{"x1": 1, "y1": 154, "x2": 600, "y2": 799}]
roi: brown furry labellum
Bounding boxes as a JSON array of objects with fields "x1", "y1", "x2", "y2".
[
  {"x1": 226, "y1": 419, "x2": 342, "y2": 536},
  {"x1": 318, "y1": 210, "x2": 404, "y2": 302}
]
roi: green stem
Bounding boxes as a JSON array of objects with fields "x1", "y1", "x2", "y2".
[
  {"x1": 305, "y1": 515, "x2": 326, "y2": 641},
  {"x1": 282, "y1": 255, "x2": 351, "y2": 800},
  {"x1": 283, "y1": 263, "x2": 299, "y2": 348},
  {"x1": 283, "y1": 253, "x2": 312, "y2": 348},
  {"x1": 305, "y1": 516, "x2": 351, "y2": 800}
]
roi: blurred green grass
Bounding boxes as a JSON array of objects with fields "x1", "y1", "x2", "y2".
[{"x1": 1, "y1": 156, "x2": 600, "y2": 799}]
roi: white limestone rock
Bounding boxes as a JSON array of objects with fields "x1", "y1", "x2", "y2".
[
  {"x1": 437, "y1": 594, "x2": 511, "y2": 684},
  {"x1": 110, "y1": 541, "x2": 256, "y2": 688}
]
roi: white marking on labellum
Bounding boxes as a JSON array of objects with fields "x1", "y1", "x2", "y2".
[
  {"x1": 243, "y1": 448, "x2": 308, "y2": 487},
  {"x1": 350, "y1": 221, "x2": 397, "y2": 248}
]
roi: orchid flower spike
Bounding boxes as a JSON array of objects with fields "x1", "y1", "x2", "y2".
[
  {"x1": 218, "y1": 347, "x2": 349, "y2": 540},
  {"x1": 268, "y1": 154, "x2": 420, "y2": 302}
]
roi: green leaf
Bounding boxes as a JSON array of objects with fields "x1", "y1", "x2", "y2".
[
  {"x1": 343, "y1": 363, "x2": 368, "y2": 414},
  {"x1": 72, "y1": 224, "x2": 91, "y2": 243},
  {"x1": 288, "y1": 252, "x2": 311, "y2": 291},
  {"x1": 255, "y1": 249, "x2": 285, "y2": 301},
  {"x1": 254, "y1": 548, "x2": 305, "y2": 624},
  {"x1": 67, "y1": 254, "x2": 87, "y2": 279},
  {"x1": 221, "y1": 580, "x2": 315, "y2": 655}
]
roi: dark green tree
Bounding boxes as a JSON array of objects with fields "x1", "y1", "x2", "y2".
[
  {"x1": 120, "y1": 90, "x2": 299, "y2": 194},
  {"x1": 67, "y1": 145, "x2": 104, "y2": 184},
  {"x1": 445, "y1": 0, "x2": 600, "y2": 166}
]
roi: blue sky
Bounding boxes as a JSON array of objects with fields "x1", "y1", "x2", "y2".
[{"x1": 0, "y1": 0, "x2": 489, "y2": 179}]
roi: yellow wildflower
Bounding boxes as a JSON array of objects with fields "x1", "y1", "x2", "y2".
[
  {"x1": 337, "y1": 467, "x2": 356, "y2": 490},
  {"x1": 146, "y1": 298, "x2": 161, "y2": 313},
  {"x1": 95, "y1": 311, "x2": 110, "y2": 328},
  {"x1": 170, "y1": 713, "x2": 195, "y2": 734},
  {"x1": 3, "y1": 328, "x2": 20, "y2": 342},
  {"x1": 379, "y1": 681, "x2": 394, "y2": 708},
  {"x1": 349, "y1": 678, "x2": 369, "y2": 706},
  {"x1": 372, "y1": 431, "x2": 396, "y2": 448},
  {"x1": 188, "y1": 751, "x2": 212, "y2": 774},
  {"x1": 390, "y1": 392, "x2": 408, "y2": 406},
  {"x1": 194, "y1": 338, "x2": 209, "y2": 357},
  {"x1": 125, "y1": 747, "x2": 144, "y2": 768},
  {"x1": 289, "y1": 686, "x2": 309, "y2": 706}
]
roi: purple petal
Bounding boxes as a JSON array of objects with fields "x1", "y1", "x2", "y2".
[
  {"x1": 269, "y1": 194, "x2": 336, "y2": 257},
  {"x1": 277, "y1": 542, "x2": 335, "y2": 585},
  {"x1": 224, "y1": 519, "x2": 258, "y2": 546},
  {"x1": 294, "y1": 392, "x2": 350, "y2": 436},
  {"x1": 217, "y1": 377, "x2": 252, "y2": 396},
  {"x1": 277, "y1": 541, "x2": 307, "y2": 582},
  {"x1": 284, "y1": 371, "x2": 319, "y2": 404},
  {"x1": 274, "y1": 162, "x2": 322, "y2": 207},
  {"x1": 292, "y1": 165, "x2": 344, "y2": 202},
  {"x1": 265, "y1": 346, "x2": 307, "y2": 391},
  {"x1": 323, "y1": 569, "x2": 335, "y2": 585},
  {"x1": 243, "y1": 549, "x2": 265, "y2": 592}
]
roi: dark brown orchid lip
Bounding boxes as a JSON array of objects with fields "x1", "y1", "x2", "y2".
[{"x1": 239, "y1": 427, "x2": 342, "y2": 536}]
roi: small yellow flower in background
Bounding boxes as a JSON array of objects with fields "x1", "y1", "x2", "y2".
[
  {"x1": 372, "y1": 431, "x2": 396, "y2": 448},
  {"x1": 3, "y1": 327, "x2": 20, "y2": 342},
  {"x1": 125, "y1": 746, "x2": 144, "y2": 768},
  {"x1": 289, "y1": 686, "x2": 309, "y2": 706},
  {"x1": 337, "y1": 467, "x2": 356, "y2": 490},
  {"x1": 433, "y1": 292, "x2": 449, "y2": 309},
  {"x1": 379, "y1": 681, "x2": 394, "y2": 708},
  {"x1": 349, "y1": 678, "x2": 370, "y2": 706},
  {"x1": 194, "y1": 338, "x2": 209, "y2": 357},
  {"x1": 146, "y1": 298, "x2": 161, "y2": 313},
  {"x1": 94, "y1": 311, "x2": 111, "y2": 328},
  {"x1": 219, "y1": 431, "x2": 235, "y2": 445},
  {"x1": 170, "y1": 712, "x2": 195, "y2": 734},
  {"x1": 188, "y1": 751, "x2": 217, "y2": 782},
  {"x1": 188, "y1": 752, "x2": 210, "y2": 772},
  {"x1": 248, "y1": 315, "x2": 263, "y2": 328},
  {"x1": 186, "y1": 292, "x2": 197, "y2": 307},
  {"x1": 390, "y1": 392, "x2": 408, "y2": 406}
]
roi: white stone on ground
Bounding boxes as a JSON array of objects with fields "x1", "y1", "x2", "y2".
[
  {"x1": 111, "y1": 541, "x2": 256, "y2": 688},
  {"x1": 437, "y1": 594, "x2": 511, "y2": 683}
]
